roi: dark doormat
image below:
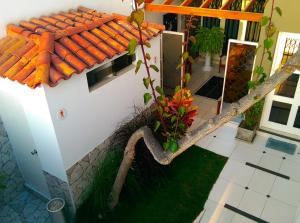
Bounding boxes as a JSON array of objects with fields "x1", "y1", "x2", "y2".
[
  {"x1": 195, "y1": 76, "x2": 224, "y2": 100},
  {"x1": 265, "y1": 138, "x2": 297, "y2": 155}
]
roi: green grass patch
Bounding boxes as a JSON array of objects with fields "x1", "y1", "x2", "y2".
[{"x1": 76, "y1": 144, "x2": 227, "y2": 223}]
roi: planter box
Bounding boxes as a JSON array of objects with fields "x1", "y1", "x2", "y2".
[{"x1": 236, "y1": 122, "x2": 257, "y2": 143}]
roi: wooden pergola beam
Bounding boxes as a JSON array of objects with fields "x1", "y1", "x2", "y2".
[
  {"x1": 221, "y1": 0, "x2": 236, "y2": 10},
  {"x1": 180, "y1": 0, "x2": 194, "y2": 7},
  {"x1": 200, "y1": 0, "x2": 214, "y2": 8},
  {"x1": 244, "y1": 0, "x2": 257, "y2": 12},
  {"x1": 163, "y1": 0, "x2": 174, "y2": 5},
  {"x1": 145, "y1": 3, "x2": 263, "y2": 22}
]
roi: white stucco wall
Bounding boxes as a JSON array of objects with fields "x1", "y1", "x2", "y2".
[
  {"x1": 0, "y1": 79, "x2": 67, "y2": 190},
  {"x1": 0, "y1": 0, "x2": 134, "y2": 37},
  {"x1": 44, "y1": 36, "x2": 161, "y2": 170}
]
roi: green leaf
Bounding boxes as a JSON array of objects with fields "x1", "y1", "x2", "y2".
[
  {"x1": 275, "y1": 6, "x2": 282, "y2": 16},
  {"x1": 185, "y1": 73, "x2": 191, "y2": 83},
  {"x1": 189, "y1": 36, "x2": 196, "y2": 44},
  {"x1": 171, "y1": 116, "x2": 177, "y2": 123},
  {"x1": 174, "y1": 86, "x2": 181, "y2": 93},
  {"x1": 153, "y1": 121, "x2": 161, "y2": 132},
  {"x1": 143, "y1": 77, "x2": 151, "y2": 89},
  {"x1": 150, "y1": 64, "x2": 159, "y2": 72},
  {"x1": 136, "y1": 0, "x2": 144, "y2": 5},
  {"x1": 260, "y1": 16, "x2": 270, "y2": 26},
  {"x1": 131, "y1": 9, "x2": 144, "y2": 26},
  {"x1": 247, "y1": 81, "x2": 256, "y2": 90},
  {"x1": 155, "y1": 86, "x2": 164, "y2": 95},
  {"x1": 178, "y1": 123, "x2": 186, "y2": 130},
  {"x1": 143, "y1": 93, "x2": 152, "y2": 105},
  {"x1": 255, "y1": 66, "x2": 264, "y2": 75},
  {"x1": 157, "y1": 95, "x2": 163, "y2": 101},
  {"x1": 267, "y1": 51, "x2": 273, "y2": 61},
  {"x1": 128, "y1": 39, "x2": 137, "y2": 55},
  {"x1": 188, "y1": 56, "x2": 195, "y2": 64},
  {"x1": 146, "y1": 53, "x2": 151, "y2": 60},
  {"x1": 135, "y1": 60, "x2": 143, "y2": 74},
  {"x1": 176, "y1": 63, "x2": 183, "y2": 70},
  {"x1": 264, "y1": 38, "x2": 273, "y2": 50},
  {"x1": 168, "y1": 138, "x2": 179, "y2": 153},
  {"x1": 145, "y1": 41, "x2": 151, "y2": 48},
  {"x1": 182, "y1": 52, "x2": 189, "y2": 61},
  {"x1": 178, "y1": 106, "x2": 186, "y2": 116},
  {"x1": 163, "y1": 141, "x2": 169, "y2": 150},
  {"x1": 163, "y1": 112, "x2": 171, "y2": 118}
]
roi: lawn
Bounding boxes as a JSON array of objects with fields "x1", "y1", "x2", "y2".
[{"x1": 76, "y1": 143, "x2": 227, "y2": 223}]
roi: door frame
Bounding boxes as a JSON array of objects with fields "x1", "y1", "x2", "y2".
[
  {"x1": 220, "y1": 39, "x2": 258, "y2": 112},
  {"x1": 260, "y1": 32, "x2": 300, "y2": 139},
  {"x1": 162, "y1": 30, "x2": 185, "y2": 89}
]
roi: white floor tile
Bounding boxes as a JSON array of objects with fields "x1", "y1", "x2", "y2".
[
  {"x1": 220, "y1": 160, "x2": 255, "y2": 187},
  {"x1": 270, "y1": 178, "x2": 300, "y2": 206},
  {"x1": 259, "y1": 153, "x2": 283, "y2": 171},
  {"x1": 208, "y1": 178, "x2": 245, "y2": 207},
  {"x1": 230, "y1": 144, "x2": 262, "y2": 164},
  {"x1": 196, "y1": 135, "x2": 213, "y2": 149},
  {"x1": 213, "y1": 125, "x2": 237, "y2": 141},
  {"x1": 238, "y1": 190, "x2": 267, "y2": 217},
  {"x1": 287, "y1": 153, "x2": 300, "y2": 165},
  {"x1": 208, "y1": 137, "x2": 237, "y2": 157},
  {"x1": 198, "y1": 200, "x2": 234, "y2": 223},
  {"x1": 248, "y1": 169, "x2": 276, "y2": 195},
  {"x1": 251, "y1": 134, "x2": 268, "y2": 151},
  {"x1": 261, "y1": 198, "x2": 297, "y2": 223},
  {"x1": 280, "y1": 160, "x2": 300, "y2": 183},
  {"x1": 231, "y1": 214, "x2": 256, "y2": 223},
  {"x1": 216, "y1": 208, "x2": 235, "y2": 223}
]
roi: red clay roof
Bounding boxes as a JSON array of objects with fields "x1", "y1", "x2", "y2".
[{"x1": 0, "y1": 6, "x2": 164, "y2": 88}]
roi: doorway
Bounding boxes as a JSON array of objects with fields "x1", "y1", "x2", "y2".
[
  {"x1": 162, "y1": 31, "x2": 184, "y2": 95},
  {"x1": 260, "y1": 32, "x2": 300, "y2": 140}
]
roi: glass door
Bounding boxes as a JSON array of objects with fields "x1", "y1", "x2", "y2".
[{"x1": 260, "y1": 32, "x2": 300, "y2": 139}]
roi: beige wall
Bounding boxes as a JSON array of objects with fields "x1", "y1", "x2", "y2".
[{"x1": 256, "y1": 0, "x2": 300, "y2": 75}]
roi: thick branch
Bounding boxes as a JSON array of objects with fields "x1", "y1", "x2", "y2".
[{"x1": 109, "y1": 48, "x2": 300, "y2": 209}]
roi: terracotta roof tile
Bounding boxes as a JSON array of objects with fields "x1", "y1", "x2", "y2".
[
  {"x1": 0, "y1": 6, "x2": 164, "y2": 88},
  {"x1": 4, "y1": 45, "x2": 39, "y2": 78},
  {"x1": 51, "y1": 54, "x2": 76, "y2": 76},
  {"x1": 70, "y1": 34, "x2": 106, "y2": 63},
  {"x1": 13, "y1": 56, "x2": 37, "y2": 83}
]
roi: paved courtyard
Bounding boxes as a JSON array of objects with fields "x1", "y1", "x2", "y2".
[
  {"x1": 194, "y1": 122, "x2": 300, "y2": 223},
  {"x1": 0, "y1": 188, "x2": 50, "y2": 223}
]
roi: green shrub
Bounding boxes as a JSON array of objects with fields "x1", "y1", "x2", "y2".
[
  {"x1": 243, "y1": 100, "x2": 264, "y2": 130},
  {"x1": 193, "y1": 26, "x2": 225, "y2": 56}
]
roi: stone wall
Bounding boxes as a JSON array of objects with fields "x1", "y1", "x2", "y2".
[
  {"x1": 0, "y1": 117, "x2": 25, "y2": 207},
  {"x1": 67, "y1": 137, "x2": 110, "y2": 208}
]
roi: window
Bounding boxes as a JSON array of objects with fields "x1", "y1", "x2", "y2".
[
  {"x1": 294, "y1": 107, "x2": 300, "y2": 129},
  {"x1": 269, "y1": 101, "x2": 292, "y2": 125},
  {"x1": 275, "y1": 73, "x2": 299, "y2": 98},
  {"x1": 87, "y1": 53, "x2": 136, "y2": 90}
]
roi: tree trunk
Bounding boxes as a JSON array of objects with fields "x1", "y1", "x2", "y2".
[{"x1": 108, "y1": 48, "x2": 300, "y2": 209}]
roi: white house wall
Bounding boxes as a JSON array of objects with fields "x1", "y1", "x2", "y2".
[
  {"x1": 44, "y1": 36, "x2": 162, "y2": 170},
  {"x1": 0, "y1": 0, "x2": 134, "y2": 37},
  {"x1": 0, "y1": 79, "x2": 67, "y2": 183}
]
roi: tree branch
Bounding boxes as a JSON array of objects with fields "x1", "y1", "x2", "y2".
[{"x1": 108, "y1": 48, "x2": 300, "y2": 209}]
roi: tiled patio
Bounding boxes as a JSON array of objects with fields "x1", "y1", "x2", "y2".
[
  {"x1": 0, "y1": 189, "x2": 50, "y2": 223},
  {"x1": 195, "y1": 122, "x2": 300, "y2": 223}
]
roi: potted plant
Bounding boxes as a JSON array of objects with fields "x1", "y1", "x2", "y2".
[
  {"x1": 236, "y1": 100, "x2": 264, "y2": 142},
  {"x1": 193, "y1": 26, "x2": 224, "y2": 72}
]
